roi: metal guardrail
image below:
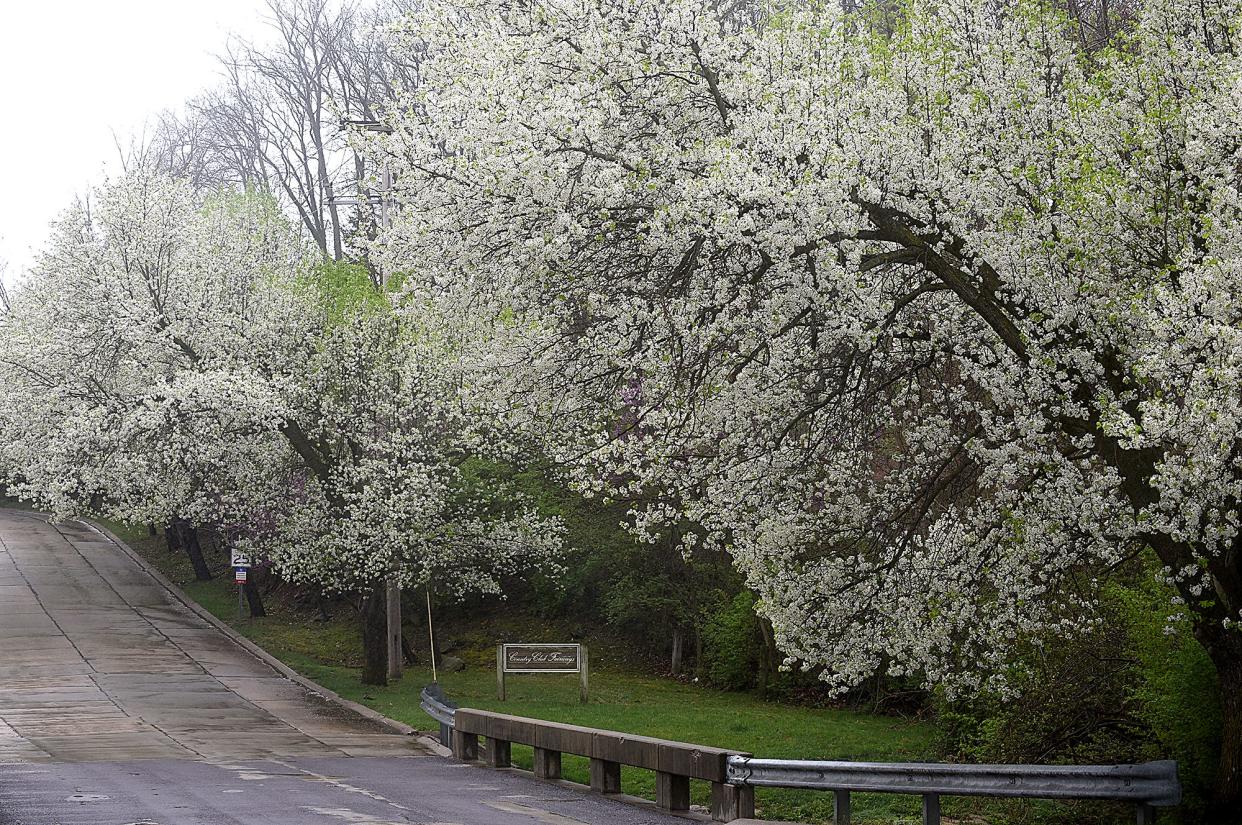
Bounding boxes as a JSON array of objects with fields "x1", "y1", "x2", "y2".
[
  {"x1": 726, "y1": 756, "x2": 1180, "y2": 825},
  {"x1": 419, "y1": 683, "x2": 456, "y2": 747},
  {"x1": 422, "y1": 685, "x2": 1181, "y2": 825},
  {"x1": 451, "y1": 706, "x2": 754, "y2": 820}
]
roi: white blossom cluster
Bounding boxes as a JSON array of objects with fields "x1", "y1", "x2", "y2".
[
  {"x1": 0, "y1": 174, "x2": 304, "y2": 528},
  {"x1": 0, "y1": 171, "x2": 562, "y2": 598},
  {"x1": 366, "y1": 0, "x2": 1242, "y2": 694}
]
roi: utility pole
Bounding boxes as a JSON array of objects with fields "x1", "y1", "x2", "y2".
[
  {"x1": 334, "y1": 118, "x2": 402, "y2": 681},
  {"x1": 333, "y1": 119, "x2": 395, "y2": 288},
  {"x1": 385, "y1": 577, "x2": 401, "y2": 682}
]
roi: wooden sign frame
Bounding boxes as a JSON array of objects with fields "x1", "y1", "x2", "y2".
[{"x1": 497, "y1": 643, "x2": 589, "y2": 703}]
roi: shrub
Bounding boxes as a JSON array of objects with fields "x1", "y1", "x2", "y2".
[
  {"x1": 934, "y1": 560, "x2": 1221, "y2": 823},
  {"x1": 699, "y1": 591, "x2": 763, "y2": 691},
  {"x1": 1112, "y1": 575, "x2": 1220, "y2": 817}
]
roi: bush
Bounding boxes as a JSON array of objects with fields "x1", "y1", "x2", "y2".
[
  {"x1": 934, "y1": 560, "x2": 1221, "y2": 823},
  {"x1": 699, "y1": 591, "x2": 763, "y2": 691},
  {"x1": 1112, "y1": 575, "x2": 1220, "y2": 817},
  {"x1": 934, "y1": 613, "x2": 1148, "y2": 768}
]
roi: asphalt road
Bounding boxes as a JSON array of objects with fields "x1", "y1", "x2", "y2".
[{"x1": 0, "y1": 509, "x2": 694, "y2": 825}]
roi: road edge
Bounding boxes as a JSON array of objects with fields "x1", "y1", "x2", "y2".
[{"x1": 77, "y1": 516, "x2": 439, "y2": 747}]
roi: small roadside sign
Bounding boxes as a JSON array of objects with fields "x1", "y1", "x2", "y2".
[
  {"x1": 233, "y1": 558, "x2": 250, "y2": 620},
  {"x1": 502, "y1": 643, "x2": 581, "y2": 673},
  {"x1": 497, "y1": 643, "x2": 589, "y2": 703}
]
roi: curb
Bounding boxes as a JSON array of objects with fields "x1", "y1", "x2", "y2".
[{"x1": 76, "y1": 516, "x2": 428, "y2": 744}]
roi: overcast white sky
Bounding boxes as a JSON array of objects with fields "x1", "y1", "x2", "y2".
[{"x1": 0, "y1": 0, "x2": 273, "y2": 286}]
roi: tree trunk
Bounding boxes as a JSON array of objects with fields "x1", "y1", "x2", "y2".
[
  {"x1": 177, "y1": 521, "x2": 212, "y2": 581},
  {"x1": 360, "y1": 582, "x2": 388, "y2": 686},
  {"x1": 671, "y1": 627, "x2": 684, "y2": 675},
  {"x1": 165, "y1": 522, "x2": 181, "y2": 553},
  {"x1": 1205, "y1": 634, "x2": 1242, "y2": 821},
  {"x1": 243, "y1": 579, "x2": 266, "y2": 618},
  {"x1": 757, "y1": 616, "x2": 778, "y2": 699},
  {"x1": 401, "y1": 632, "x2": 417, "y2": 665}
]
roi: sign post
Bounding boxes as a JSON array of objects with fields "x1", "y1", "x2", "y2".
[
  {"x1": 580, "y1": 646, "x2": 589, "y2": 705},
  {"x1": 231, "y1": 552, "x2": 250, "y2": 620},
  {"x1": 497, "y1": 644, "x2": 505, "y2": 701},
  {"x1": 497, "y1": 643, "x2": 588, "y2": 703}
]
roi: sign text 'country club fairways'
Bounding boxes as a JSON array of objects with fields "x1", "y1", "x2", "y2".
[
  {"x1": 502, "y1": 644, "x2": 580, "y2": 672},
  {"x1": 496, "y1": 644, "x2": 589, "y2": 703}
]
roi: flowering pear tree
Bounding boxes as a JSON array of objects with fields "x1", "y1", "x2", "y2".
[
  {"x1": 0, "y1": 170, "x2": 562, "y2": 684},
  {"x1": 251, "y1": 281, "x2": 565, "y2": 683},
  {"x1": 0, "y1": 173, "x2": 306, "y2": 531},
  {"x1": 371, "y1": 0, "x2": 1242, "y2": 806}
]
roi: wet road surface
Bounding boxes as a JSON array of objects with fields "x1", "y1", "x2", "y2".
[
  {"x1": 0, "y1": 510, "x2": 694, "y2": 824},
  {"x1": 1, "y1": 755, "x2": 699, "y2": 825}
]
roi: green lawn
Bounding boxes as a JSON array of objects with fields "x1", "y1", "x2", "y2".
[{"x1": 103, "y1": 518, "x2": 1139, "y2": 825}]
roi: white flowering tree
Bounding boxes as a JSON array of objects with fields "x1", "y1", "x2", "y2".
[
  {"x1": 0, "y1": 170, "x2": 562, "y2": 684},
  {"x1": 370, "y1": 0, "x2": 1242, "y2": 807},
  {"x1": 0, "y1": 174, "x2": 305, "y2": 531},
  {"x1": 250, "y1": 271, "x2": 565, "y2": 683}
]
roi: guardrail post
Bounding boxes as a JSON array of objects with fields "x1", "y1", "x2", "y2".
[
  {"x1": 534, "y1": 747, "x2": 562, "y2": 780},
  {"x1": 486, "y1": 737, "x2": 512, "y2": 768},
  {"x1": 1136, "y1": 804, "x2": 1155, "y2": 825},
  {"x1": 439, "y1": 721, "x2": 451, "y2": 748},
  {"x1": 922, "y1": 793, "x2": 940, "y2": 825},
  {"x1": 452, "y1": 730, "x2": 478, "y2": 761},
  {"x1": 589, "y1": 757, "x2": 621, "y2": 794},
  {"x1": 711, "y1": 782, "x2": 754, "y2": 822},
  {"x1": 657, "y1": 771, "x2": 691, "y2": 812},
  {"x1": 834, "y1": 789, "x2": 851, "y2": 825}
]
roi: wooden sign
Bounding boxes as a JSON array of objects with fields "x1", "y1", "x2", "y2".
[
  {"x1": 502, "y1": 643, "x2": 580, "y2": 673},
  {"x1": 497, "y1": 643, "x2": 589, "y2": 703}
]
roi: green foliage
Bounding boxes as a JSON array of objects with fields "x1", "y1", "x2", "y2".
[
  {"x1": 935, "y1": 559, "x2": 1221, "y2": 823},
  {"x1": 458, "y1": 459, "x2": 748, "y2": 673},
  {"x1": 200, "y1": 186, "x2": 289, "y2": 232},
  {"x1": 600, "y1": 566, "x2": 686, "y2": 638},
  {"x1": 302, "y1": 260, "x2": 390, "y2": 326},
  {"x1": 1111, "y1": 574, "x2": 1221, "y2": 816},
  {"x1": 456, "y1": 458, "x2": 628, "y2": 618},
  {"x1": 382, "y1": 269, "x2": 410, "y2": 295},
  {"x1": 700, "y1": 591, "x2": 763, "y2": 691}
]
